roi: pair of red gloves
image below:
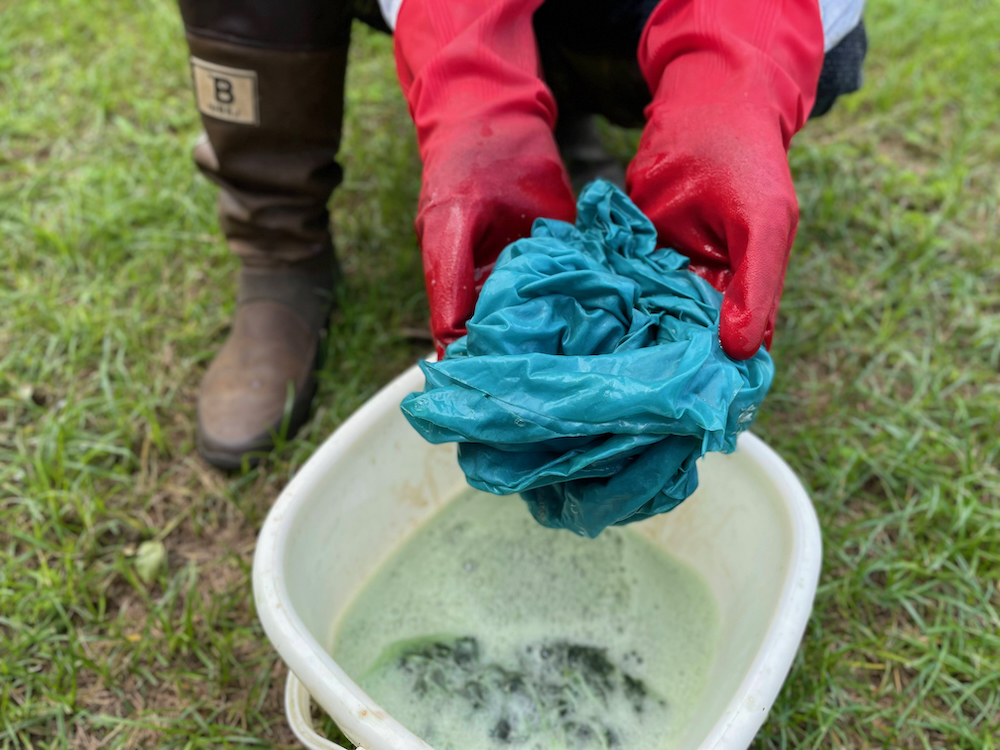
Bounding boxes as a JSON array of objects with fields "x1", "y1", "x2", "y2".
[{"x1": 394, "y1": 0, "x2": 825, "y2": 360}]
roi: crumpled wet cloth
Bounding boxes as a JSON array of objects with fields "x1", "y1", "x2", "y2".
[{"x1": 401, "y1": 181, "x2": 774, "y2": 537}]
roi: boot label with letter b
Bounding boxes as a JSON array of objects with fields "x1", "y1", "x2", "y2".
[{"x1": 190, "y1": 57, "x2": 259, "y2": 125}]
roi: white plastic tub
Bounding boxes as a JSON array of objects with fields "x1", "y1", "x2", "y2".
[{"x1": 253, "y1": 362, "x2": 822, "y2": 750}]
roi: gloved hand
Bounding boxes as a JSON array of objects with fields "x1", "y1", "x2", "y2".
[
  {"x1": 394, "y1": 0, "x2": 575, "y2": 354},
  {"x1": 626, "y1": 0, "x2": 825, "y2": 359}
]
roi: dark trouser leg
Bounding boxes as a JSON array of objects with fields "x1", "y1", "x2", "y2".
[
  {"x1": 178, "y1": 0, "x2": 351, "y2": 468},
  {"x1": 810, "y1": 22, "x2": 868, "y2": 118},
  {"x1": 534, "y1": 0, "x2": 655, "y2": 192}
]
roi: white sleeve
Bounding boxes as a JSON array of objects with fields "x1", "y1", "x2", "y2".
[
  {"x1": 378, "y1": 0, "x2": 405, "y2": 29},
  {"x1": 819, "y1": 0, "x2": 866, "y2": 51}
]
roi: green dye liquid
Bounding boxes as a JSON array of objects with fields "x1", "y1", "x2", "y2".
[{"x1": 331, "y1": 490, "x2": 718, "y2": 750}]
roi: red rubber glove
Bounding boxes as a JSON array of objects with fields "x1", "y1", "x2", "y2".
[
  {"x1": 626, "y1": 0, "x2": 825, "y2": 359},
  {"x1": 394, "y1": 0, "x2": 575, "y2": 354}
]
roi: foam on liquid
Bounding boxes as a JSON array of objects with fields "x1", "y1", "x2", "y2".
[{"x1": 331, "y1": 490, "x2": 718, "y2": 750}]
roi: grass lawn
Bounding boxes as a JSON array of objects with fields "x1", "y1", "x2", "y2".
[{"x1": 2, "y1": 0, "x2": 998, "y2": 747}]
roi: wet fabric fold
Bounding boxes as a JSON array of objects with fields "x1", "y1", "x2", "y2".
[{"x1": 402, "y1": 181, "x2": 774, "y2": 537}]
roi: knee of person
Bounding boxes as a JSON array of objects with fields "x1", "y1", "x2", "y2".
[{"x1": 811, "y1": 21, "x2": 868, "y2": 119}]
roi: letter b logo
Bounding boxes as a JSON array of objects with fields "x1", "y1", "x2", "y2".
[
  {"x1": 191, "y1": 57, "x2": 259, "y2": 125},
  {"x1": 213, "y1": 76, "x2": 235, "y2": 104}
]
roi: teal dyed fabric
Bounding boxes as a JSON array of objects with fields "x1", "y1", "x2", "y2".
[{"x1": 401, "y1": 181, "x2": 774, "y2": 537}]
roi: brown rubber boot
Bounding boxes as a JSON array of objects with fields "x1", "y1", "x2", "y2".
[
  {"x1": 197, "y1": 254, "x2": 336, "y2": 469},
  {"x1": 180, "y1": 26, "x2": 350, "y2": 469}
]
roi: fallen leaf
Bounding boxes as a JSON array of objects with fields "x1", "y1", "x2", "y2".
[{"x1": 135, "y1": 540, "x2": 166, "y2": 584}]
